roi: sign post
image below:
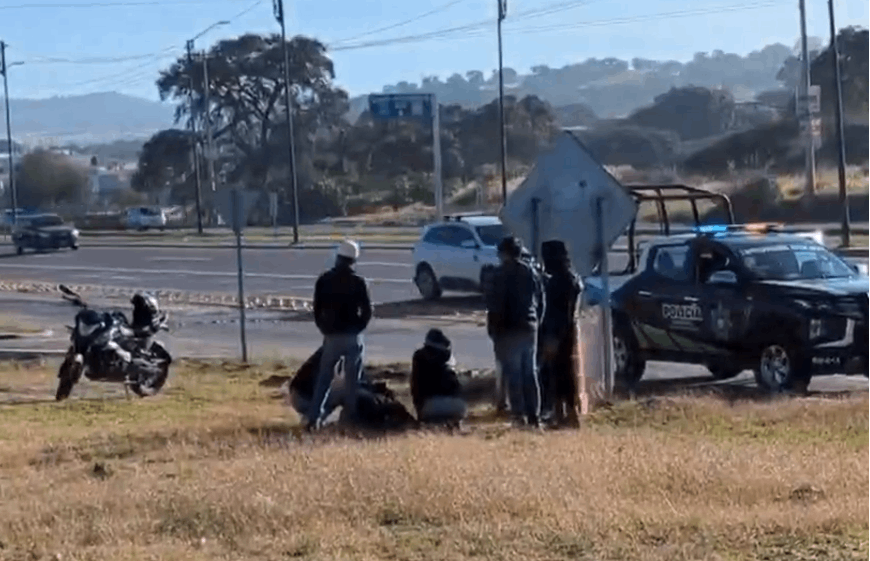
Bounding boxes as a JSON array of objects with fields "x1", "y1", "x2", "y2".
[
  {"x1": 232, "y1": 189, "x2": 249, "y2": 362},
  {"x1": 368, "y1": 93, "x2": 443, "y2": 218},
  {"x1": 595, "y1": 196, "x2": 614, "y2": 398},
  {"x1": 269, "y1": 192, "x2": 278, "y2": 238},
  {"x1": 215, "y1": 188, "x2": 258, "y2": 362}
]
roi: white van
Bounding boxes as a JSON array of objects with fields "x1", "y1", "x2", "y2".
[{"x1": 125, "y1": 207, "x2": 167, "y2": 231}]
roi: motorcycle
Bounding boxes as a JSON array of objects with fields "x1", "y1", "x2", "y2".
[{"x1": 55, "y1": 285, "x2": 173, "y2": 401}]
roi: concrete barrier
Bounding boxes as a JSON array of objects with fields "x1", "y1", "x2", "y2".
[{"x1": 0, "y1": 281, "x2": 314, "y2": 312}]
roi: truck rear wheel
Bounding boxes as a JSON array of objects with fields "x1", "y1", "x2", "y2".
[{"x1": 613, "y1": 322, "x2": 645, "y2": 392}]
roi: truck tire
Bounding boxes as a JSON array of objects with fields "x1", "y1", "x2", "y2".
[
  {"x1": 753, "y1": 339, "x2": 811, "y2": 394},
  {"x1": 613, "y1": 321, "x2": 645, "y2": 392},
  {"x1": 15, "y1": 245, "x2": 23, "y2": 255}
]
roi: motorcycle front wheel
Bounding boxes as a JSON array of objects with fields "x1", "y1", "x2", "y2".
[{"x1": 55, "y1": 354, "x2": 83, "y2": 401}]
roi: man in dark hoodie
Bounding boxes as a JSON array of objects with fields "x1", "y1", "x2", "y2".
[
  {"x1": 486, "y1": 236, "x2": 546, "y2": 428},
  {"x1": 307, "y1": 239, "x2": 373, "y2": 431},
  {"x1": 539, "y1": 240, "x2": 583, "y2": 427},
  {"x1": 410, "y1": 328, "x2": 467, "y2": 426}
]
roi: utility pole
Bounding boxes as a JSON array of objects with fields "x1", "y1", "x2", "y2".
[
  {"x1": 827, "y1": 0, "x2": 850, "y2": 246},
  {"x1": 0, "y1": 41, "x2": 18, "y2": 223},
  {"x1": 273, "y1": 0, "x2": 301, "y2": 244},
  {"x1": 201, "y1": 51, "x2": 216, "y2": 194},
  {"x1": 186, "y1": 39, "x2": 204, "y2": 235},
  {"x1": 798, "y1": 0, "x2": 817, "y2": 201},
  {"x1": 497, "y1": 0, "x2": 509, "y2": 205}
]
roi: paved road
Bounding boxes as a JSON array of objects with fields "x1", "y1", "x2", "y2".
[
  {"x1": 1, "y1": 295, "x2": 866, "y2": 395},
  {"x1": 0, "y1": 246, "x2": 420, "y2": 303}
]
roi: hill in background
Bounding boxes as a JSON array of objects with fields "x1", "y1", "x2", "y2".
[{"x1": 0, "y1": 92, "x2": 174, "y2": 145}]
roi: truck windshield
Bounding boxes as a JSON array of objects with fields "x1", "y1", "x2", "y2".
[
  {"x1": 739, "y1": 244, "x2": 856, "y2": 280},
  {"x1": 475, "y1": 224, "x2": 505, "y2": 246}
]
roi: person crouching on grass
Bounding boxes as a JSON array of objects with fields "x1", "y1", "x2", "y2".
[{"x1": 410, "y1": 328, "x2": 467, "y2": 428}]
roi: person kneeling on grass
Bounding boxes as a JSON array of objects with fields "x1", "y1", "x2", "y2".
[
  {"x1": 285, "y1": 346, "x2": 417, "y2": 431},
  {"x1": 284, "y1": 347, "x2": 347, "y2": 421},
  {"x1": 411, "y1": 329, "x2": 468, "y2": 428}
]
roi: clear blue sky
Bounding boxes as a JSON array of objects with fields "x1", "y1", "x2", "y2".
[{"x1": 2, "y1": 0, "x2": 868, "y2": 101}]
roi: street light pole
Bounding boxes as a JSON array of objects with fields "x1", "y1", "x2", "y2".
[
  {"x1": 827, "y1": 0, "x2": 850, "y2": 247},
  {"x1": 0, "y1": 42, "x2": 20, "y2": 223},
  {"x1": 185, "y1": 20, "x2": 229, "y2": 235},
  {"x1": 202, "y1": 51, "x2": 216, "y2": 194},
  {"x1": 497, "y1": 0, "x2": 508, "y2": 205},
  {"x1": 186, "y1": 39, "x2": 204, "y2": 235},
  {"x1": 798, "y1": 0, "x2": 817, "y2": 201},
  {"x1": 273, "y1": 0, "x2": 301, "y2": 244}
]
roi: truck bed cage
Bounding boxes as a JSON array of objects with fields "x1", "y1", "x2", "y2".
[{"x1": 621, "y1": 184, "x2": 735, "y2": 274}]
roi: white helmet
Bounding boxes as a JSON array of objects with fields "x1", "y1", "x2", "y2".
[{"x1": 337, "y1": 239, "x2": 360, "y2": 260}]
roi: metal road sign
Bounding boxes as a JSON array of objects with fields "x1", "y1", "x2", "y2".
[
  {"x1": 367, "y1": 92, "x2": 443, "y2": 218},
  {"x1": 214, "y1": 188, "x2": 259, "y2": 234},
  {"x1": 368, "y1": 93, "x2": 434, "y2": 121}
]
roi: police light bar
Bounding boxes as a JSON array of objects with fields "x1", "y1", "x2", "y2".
[{"x1": 693, "y1": 223, "x2": 785, "y2": 236}]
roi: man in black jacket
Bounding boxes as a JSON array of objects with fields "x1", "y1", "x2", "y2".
[
  {"x1": 486, "y1": 236, "x2": 546, "y2": 428},
  {"x1": 539, "y1": 240, "x2": 583, "y2": 427},
  {"x1": 410, "y1": 329, "x2": 467, "y2": 427},
  {"x1": 307, "y1": 239, "x2": 373, "y2": 431}
]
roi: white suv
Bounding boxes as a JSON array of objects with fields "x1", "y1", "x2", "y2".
[
  {"x1": 412, "y1": 215, "x2": 507, "y2": 300},
  {"x1": 125, "y1": 207, "x2": 167, "y2": 231}
]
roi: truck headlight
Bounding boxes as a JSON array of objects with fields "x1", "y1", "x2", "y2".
[
  {"x1": 809, "y1": 317, "x2": 847, "y2": 341},
  {"x1": 809, "y1": 318, "x2": 824, "y2": 340}
]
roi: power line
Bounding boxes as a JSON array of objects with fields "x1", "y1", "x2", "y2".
[
  {"x1": 18, "y1": 0, "x2": 263, "y2": 67},
  {"x1": 330, "y1": 0, "x2": 789, "y2": 52},
  {"x1": 327, "y1": 0, "x2": 599, "y2": 49},
  {"x1": 0, "y1": 0, "x2": 242, "y2": 9},
  {"x1": 333, "y1": 0, "x2": 467, "y2": 44}
]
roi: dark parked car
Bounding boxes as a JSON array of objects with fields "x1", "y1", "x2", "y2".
[
  {"x1": 12, "y1": 213, "x2": 80, "y2": 255},
  {"x1": 607, "y1": 224, "x2": 869, "y2": 393}
]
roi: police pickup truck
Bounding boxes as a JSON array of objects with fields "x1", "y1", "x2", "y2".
[{"x1": 596, "y1": 223, "x2": 868, "y2": 393}]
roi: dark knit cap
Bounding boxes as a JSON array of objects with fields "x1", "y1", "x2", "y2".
[
  {"x1": 497, "y1": 236, "x2": 522, "y2": 257},
  {"x1": 424, "y1": 328, "x2": 451, "y2": 352}
]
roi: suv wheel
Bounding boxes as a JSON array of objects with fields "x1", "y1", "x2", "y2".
[
  {"x1": 753, "y1": 340, "x2": 810, "y2": 394},
  {"x1": 415, "y1": 264, "x2": 442, "y2": 301},
  {"x1": 613, "y1": 322, "x2": 645, "y2": 391},
  {"x1": 15, "y1": 245, "x2": 23, "y2": 255}
]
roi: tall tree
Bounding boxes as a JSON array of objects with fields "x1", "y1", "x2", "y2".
[
  {"x1": 155, "y1": 33, "x2": 349, "y2": 191},
  {"x1": 17, "y1": 149, "x2": 87, "y2": 207},
  {"x1": 131, "y1": 128, "x2": 197, "y2": 203}
]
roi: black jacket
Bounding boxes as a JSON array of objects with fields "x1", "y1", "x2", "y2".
[
  {"x1": 410, "y1": 346, "x2": 462, "y2": 416},
  {"x1": 486, "y1": 259, "x2": 545, "y2": 337},
  {"x1": 541, "y1": 270, "x2": 582, "y2": 342},
  {"x1": 313, "y1": 264, "x2": 373, "y2": 336}
]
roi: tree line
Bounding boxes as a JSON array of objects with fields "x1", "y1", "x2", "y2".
[{"x1": 16, "y1": 27, "x2": 869, "y2": 219}]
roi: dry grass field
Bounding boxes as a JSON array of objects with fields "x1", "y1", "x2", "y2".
[{"x1": 0, "y1": 358, "x2": 867, "y2": 561}]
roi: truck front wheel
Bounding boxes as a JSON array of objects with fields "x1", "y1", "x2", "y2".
[{"x1": 753, "y1": 340, "x2": 811, "y2": 394}]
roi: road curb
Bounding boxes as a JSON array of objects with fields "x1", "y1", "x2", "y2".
[{"x1": 0, "y1": 281, "x2": 314, "y2": 311}]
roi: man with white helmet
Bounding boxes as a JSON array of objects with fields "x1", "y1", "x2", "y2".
[{"x1": 307, "y1": 239, "x2": 373, "y2": 430}]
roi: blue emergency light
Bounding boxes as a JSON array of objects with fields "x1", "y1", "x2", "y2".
[{"x1": 694, "y1": 224, "x2": 729, "y2": 234}]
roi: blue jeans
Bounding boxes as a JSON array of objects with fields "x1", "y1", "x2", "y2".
[
  {"x1": 494, "y1": 331, "x2": 540, "y2": 422},
  {"x1": 307, "y1": 333, "x2": 364, "y2": 426}
]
